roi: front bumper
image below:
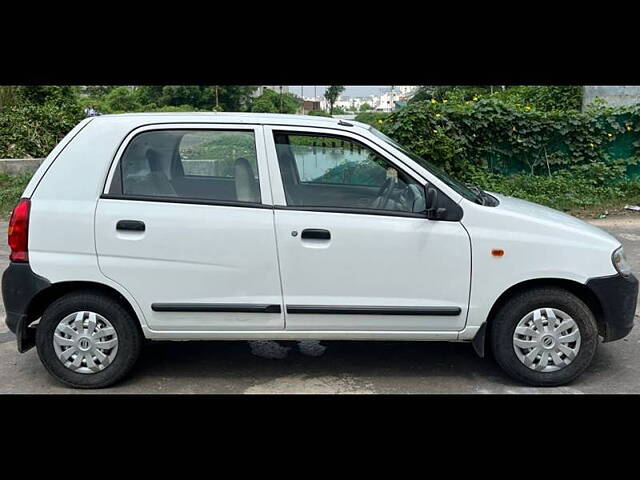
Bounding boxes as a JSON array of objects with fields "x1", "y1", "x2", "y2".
[
  {"x1": 586, "y1": 273, "x2": 638, "y2": 342},
  {"x1": 2, "y1": 262, "x2": 51, "y2": 352}
]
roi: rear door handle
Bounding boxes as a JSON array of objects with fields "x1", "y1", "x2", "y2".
[
  {"x1": 301, "y1": 228, "x2": 331, "y2": 240},
  {"x1": 116, "y1": 220, "x2": 145, "y2": 232}
]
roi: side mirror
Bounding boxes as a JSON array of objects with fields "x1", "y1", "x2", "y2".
[{"x1": 425, "y1": 186, "x2": 447, "y2": 220}]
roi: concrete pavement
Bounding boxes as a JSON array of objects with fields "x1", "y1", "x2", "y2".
[{"x1": 1, "y1": 217, "x2": 639, "y2": 393}]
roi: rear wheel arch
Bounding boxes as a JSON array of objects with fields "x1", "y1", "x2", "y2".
[{"x1": 27, "y1": 281, "x2": 144, "y2": 335}]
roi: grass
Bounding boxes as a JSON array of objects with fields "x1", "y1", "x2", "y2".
[
  {"x1": 0, "y1": 172, "x2": 32, "y2": 217},
  {"x1": 474, "y1": 172, "x2": 640, "y2": 219}
]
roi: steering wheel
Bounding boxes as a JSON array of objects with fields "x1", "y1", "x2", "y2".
[{"x1": 375, "y1": 177, "x2": 398, "y2": 210}]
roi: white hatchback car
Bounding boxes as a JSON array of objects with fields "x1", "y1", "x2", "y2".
[{"x1": 2, "y1": 113, "x2": 637, "y2": 388}]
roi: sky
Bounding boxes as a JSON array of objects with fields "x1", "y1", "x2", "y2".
[{"x1": 288, "y1": 85, "x2": 397, "y2": 99}]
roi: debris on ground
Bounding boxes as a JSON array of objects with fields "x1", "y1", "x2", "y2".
[
  {"x1": 624, "y1": 205, "x2": 640, "y2": 212},
  {"x1": 599, "y1": 210, "x2": 609, "y2": 218}
]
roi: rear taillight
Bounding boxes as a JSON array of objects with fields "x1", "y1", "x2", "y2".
[{"x1": 8, "y1": 198, "x2": 30, "y2": 263}]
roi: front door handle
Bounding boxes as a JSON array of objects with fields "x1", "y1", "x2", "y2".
[
  {"x1": 116, "y1": 220, "x2": 145, "y2": 232},
  {"x1": 301, "y1": 228, "x2": 331, "y2": 240}
]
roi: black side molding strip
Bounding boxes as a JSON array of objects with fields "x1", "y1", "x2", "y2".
[
  {"x1": 286, "y1": 305, "x2": 461, "y2": 315},
  {"x1": 151, "y1": 303, "x2": 282, "y2": 313}
]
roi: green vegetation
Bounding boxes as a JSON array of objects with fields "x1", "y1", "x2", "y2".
[
  {"x1": 324, "y1": 86, "x2": 345, "y2": 115},
  {"x1": 354, "y1": 111, "x2": 391, "y2": 127},
  {"x1": 3, "y1": 84, "x2": 640, "y2": 217},
  {"x1": 465, "y1": 167, "x2": 640, "y2": 215},
  {"x1": 0, "y1": 102, "x2": 83, "y2": 158},
  {"x1": 0, "y1": 85, "x2": 308, "y2": 160},
  {"x1": 307, "y1": 110, "x2": 331, "y2": 117},
  {"x1": 251, "y1": 89, "x2": 300, "y2": 114},
  {"x1": 380, "y1": 93, "x2": 640, "y2": 213},
  {"x1": 0, "y1": 86, "x2": 85, "y2": 158},
  {"x1": 409, "y1": 86, "x2": 583, "y2": 112},
  {"x1": 80, "y1": 85, "x2": 259, "y2": 114},
  {"x1": 0, "y1": 172, "x2": 32, "y2": 216}
]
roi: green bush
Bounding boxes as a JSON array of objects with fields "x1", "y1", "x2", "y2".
[
  {"x1": 0, "y1": 103, "x2": 83, "y2": 158},
  {"x1": 307, "y1": 110, "x2": 331, "y2": 117},
  {"x1": 251, "y1": 89, "x2": 300, "y2": 114},
  {"x1": 0, "y1": 172, "x2": 32, "y2": 216},
  {"x1": 409, "y1": 86, "x2": 493, "y2": 104},
  {"x1": 409, "y1": 86, "x2": 583, "y2": 112},
  {"x1": 382, "y1": 97, "x2": 640, "y2": 182},
  {"x1": 16, "y1": 86, "x2": 81, "y2": 110},
  {"x1": 491, "y1": 86, "x2": 583, "y2": 112},
  {"x1": 380, "y1": 97, "x2": 640, "y2": 212},
  {"x1": 354, "y1": 111, "x2": 391, "y2": 127}
]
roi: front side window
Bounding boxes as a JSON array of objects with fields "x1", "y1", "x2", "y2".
[
  {"x1": 273, "y1": 132, "x2": 425, "y2": 214},
  {"x1": 113, "y1": 129, "x2": 261, "y2": 204},
  {"x1": 368, "y1": 126, "x2": 483, "y2": 204}
]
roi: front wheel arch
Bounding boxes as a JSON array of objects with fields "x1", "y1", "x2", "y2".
[{"x1": 476, "y1": 278, "x2": 605, "y2": 357}]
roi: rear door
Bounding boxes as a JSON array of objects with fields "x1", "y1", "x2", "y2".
[
  {"x1": 264, "y1": 126, "x2": 471, "y2": 332},
  {"x1": 95, "y1": 124, "x2": 284, "y2": 332}
]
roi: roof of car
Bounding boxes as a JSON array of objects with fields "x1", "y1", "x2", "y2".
[{"x1": 94, "y1": 112, "x2": 372, "y2": 130}]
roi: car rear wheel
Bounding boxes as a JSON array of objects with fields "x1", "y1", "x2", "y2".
[
  {"x1": 36, "y1": 291, "x2": 142, "y2": 389},
  {"x1": 490, "y1": 287, "x2": 598, "y2": 387}
]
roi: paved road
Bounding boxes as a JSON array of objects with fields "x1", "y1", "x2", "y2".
[{"x1": 1, "y1": 217, "x2": 640, "y2": 393}]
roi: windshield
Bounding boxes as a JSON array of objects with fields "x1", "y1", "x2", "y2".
[{"x1": 368, "y1": 127, "x2": 482, "y2": 203}]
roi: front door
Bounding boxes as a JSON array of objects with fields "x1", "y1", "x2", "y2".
[
  {"x1": 265, "y1": 127, "x2": 471, "y2": 331},
  {"x1": 95, "y1": 124, "x2": 284, "y2": 331}
]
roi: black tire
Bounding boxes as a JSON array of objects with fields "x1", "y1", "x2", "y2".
[
  {"x1": 35, "y1": 291, "x2": 143, "y2": 389},
  {"x1": 490, "y1": 287, "x2": 598, "y2": 387}
]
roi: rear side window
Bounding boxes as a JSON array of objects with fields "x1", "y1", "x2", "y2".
[
  {"x1": 178, "y1": 131, "x2": 258, "y2": 178},
  {"x1": 109, "y1": 129, "x2": 261, "y2": 204}
]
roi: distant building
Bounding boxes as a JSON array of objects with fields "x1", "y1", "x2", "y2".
[
  {"x1": 301, "y1": 99, "x2": 321, "y2": 114},
  {"x1": 309, "y1": 86, "x2": 420, "y2": 113}
]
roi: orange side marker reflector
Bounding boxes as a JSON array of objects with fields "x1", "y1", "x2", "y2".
[{"x1": 491, "y1": 249, "x2": 505, "y2": 257}]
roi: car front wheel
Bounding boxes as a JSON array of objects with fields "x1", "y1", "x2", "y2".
[{"x1": 490, "y1": 287, "x2": 598, "y2": 387}]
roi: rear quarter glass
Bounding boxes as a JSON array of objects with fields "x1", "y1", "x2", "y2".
[{"x1": 22, "y1": 118, "x2": 94, "y2": 199}]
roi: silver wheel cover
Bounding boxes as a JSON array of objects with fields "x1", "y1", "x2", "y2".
[
  {"x1": 513, "y1": 308, "x2": 581, "y2": 372},
  {"x1": 53, "y1": 311, "x2": 119, "y2": 374}
]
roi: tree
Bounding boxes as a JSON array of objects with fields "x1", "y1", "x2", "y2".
[
  {"x1": 135, "y1": 86, "x2": 165, "y2": 107},
  {"x1": 83, "y1": 86, "x2": 117, "y2": 98},
  {"x1": 134, "y1": 85, "x2": 257, "y2": 111},
  {"x1": 214, "y1": 86, "x2": 257, "y2": 111},
  {"x1": 16, "y1": 86, "x2": 80, "y2": 108},
  {"x1": 360, "y1": 102, "x2": 372, "y2": 112},
  {"x1": 251, "y1": 89, "x2": 301, "y2": 114},
  {"x1": 324, "y1": 85, "x2": 345, "y2": 115},
  {"x1": 104, "y1": 86, "x2": 141, "y2": 112}
]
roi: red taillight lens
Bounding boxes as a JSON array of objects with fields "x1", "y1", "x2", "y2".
[{"x1": 8, "y1": 198, "x2": 30, "y2": 263}]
